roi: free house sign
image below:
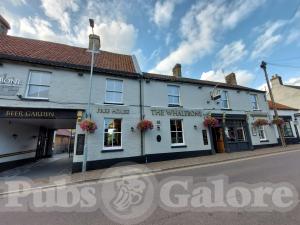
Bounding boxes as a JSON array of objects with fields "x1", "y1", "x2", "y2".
[{"x1": 0, "y1": 73, "x2": 22, "y2": 96}]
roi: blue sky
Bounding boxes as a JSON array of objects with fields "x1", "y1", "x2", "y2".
[{"x1": 1, "y1": 0, "x2": 300, "y2": 89}]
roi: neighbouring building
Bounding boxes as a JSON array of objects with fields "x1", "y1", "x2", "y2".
[
  {"x1": 0, "y1": 17, "x2": 280, "y2": 172},
  {"x1": 270, "y1": 75, "x2": 300, "y2": 110},
  {"x1": 268, "y1": 101, "x2": 300, "y2": 144},
  {"x1": 53, "y1": 129, "x2": 74, "y2": 154}
]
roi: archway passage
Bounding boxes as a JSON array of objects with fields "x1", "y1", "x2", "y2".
[{"x1": 0, "y1": 107, "x2": 79, "y2": 174}]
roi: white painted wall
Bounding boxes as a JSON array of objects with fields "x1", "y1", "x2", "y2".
[{"x1": 0, "y1": 119, "x2": 39, "y2": 163}]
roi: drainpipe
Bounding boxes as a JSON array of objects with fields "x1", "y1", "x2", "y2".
[{"x1": 132, "y1": 55, "x2": 145, "y2": 161}]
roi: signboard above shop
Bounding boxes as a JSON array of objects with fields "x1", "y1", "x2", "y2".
[
  {"x1": 0, "y1": 108, "x2": 78, "y2": 119},
  {"x1": 150, "y1": 108, "x2": 202, "y2": 117},
  {"x1": 0, "y1": 73, "x2": 22, "y2": 96}
]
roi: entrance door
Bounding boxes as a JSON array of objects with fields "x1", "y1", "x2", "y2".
[
  {"x1": 212, "y1": 127, "x2": 225, "y2": 153},
  {"x1": 36, "y1": 127, "x2": 47, "y2": 160}
]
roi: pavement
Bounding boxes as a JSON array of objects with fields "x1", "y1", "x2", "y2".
[
  {"x1": 0, "y1": 144, "x2": 300, "y2": 224},
  {"x1": 0, "y1": 144, "x2": 300, "y2": 194}
]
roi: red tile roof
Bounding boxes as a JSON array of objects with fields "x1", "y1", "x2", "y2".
[
  {"x1": 0, "y1": 35, "x2": 138, "y2": 75},
  {"x1": 268, "y1": 101, "x2": 297, "y2": 110}
]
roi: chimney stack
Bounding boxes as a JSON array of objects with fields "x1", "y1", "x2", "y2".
[
  {"x1": 0, "y1": 15, "x2": 10, "y2": 35},
  {"x1": 270, "y1": 74, "x2": 283, "y2": 86},
  {"x1": 88, "y1": 34, "x2": 101, "y2": 51},
  {"x1": 225, "y1": 73, "x2": 237, "y2": 85},
  {"x1": 172, "y1": 64, "x2": 181, "y2": 77}
]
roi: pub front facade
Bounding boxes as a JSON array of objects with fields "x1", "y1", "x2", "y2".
[{"x1": 0, "y1": 33, "x2": 279, "y2": 172}]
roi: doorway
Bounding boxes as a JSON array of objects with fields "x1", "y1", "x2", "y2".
[{"x1": 212, "y1": 127, "x2": 225, "y2": 153}]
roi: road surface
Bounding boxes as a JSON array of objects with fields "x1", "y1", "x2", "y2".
[{"x1": 1, "y1": 149, "x2": 300, "y2": 225}]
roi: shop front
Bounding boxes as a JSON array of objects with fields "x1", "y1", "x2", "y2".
[{"x1": 211, "y1": 114, "x2": 252, "y2": 153}]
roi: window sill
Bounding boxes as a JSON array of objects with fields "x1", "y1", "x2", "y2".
[
  {"x1": 22, "y1": 97, "x2": 49, "y2": 102},
  {"x1": 171, "y1": 145, "x2": 187, "y2": 148},
  {"x1": 221, "y1": 108, "x2": 232, "y2": 111},
  {"x1": 253, "y1": 109, "x2": 261, "y2": 111},
  {"x1": 168, "y1": 104, "x2": 181, "y2": 107},
  {"x1": 102, "y1": 148, "x2": 124, "y2": 153},
  {"x1": 260, "y1": 140, "x2": 269, "y2": 143},
  {"x1": 103, "y1": 102, "x2": 124, "y2": 105}
]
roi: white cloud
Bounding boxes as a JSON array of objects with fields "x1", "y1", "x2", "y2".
[
  {"x1": 201, "y1": 69, "x2": 255, "y2": 86},
  {"x1": 286, "y1": 30, "x2": 300, "y2": 44},
  {"x1": 10, "y1": 0, "x2": 26, "y2": 6},
  {"x1": 152, "y1": 0, "x2": 180, "y2": 27},
  {"x1": 286, "y1": 76, "x2": 300, "y2": 86},
  {"x1": 2, "y1": 1, "x2": 139, "y2": 55},
  {"x1": 215, "y1": 40, "x2": 247, "y2": 69},
  {"x1": 41, "y1": 0, "x2": 79, "y2": 33},
  {"x1": 150, "y1": 0, "x2": 265, "y2": 75},
  {"x1": 251, "y1": 21, "x2": 285, "y2": 59},
  {"x1": 251, "y1": 7, "x2": 300, "y2": 58}
]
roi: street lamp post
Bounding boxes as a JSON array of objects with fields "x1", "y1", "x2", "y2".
[
  {"x1": 260, "y1": 61, "x2": 286, "y2": 148},
  {"x1": 82, "y1": 19, "x2": 100, "y2": 172}
]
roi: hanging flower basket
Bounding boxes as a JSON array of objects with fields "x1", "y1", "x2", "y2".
[
  {"x1": 253, "y1": 118, "x2": 269, "y2": 127},
  {"x1": 80, "y1": 119, "x2": 97, "y2": 133},
  {"x1": 203, "y1": 116, "x2": 219, "y2": 128},
  {"x1": 272, "y1": 118, "x2": 285, "y2": 126},
  {"x1": 137, "y1": 120, "x2": 154, "y2": 132}
]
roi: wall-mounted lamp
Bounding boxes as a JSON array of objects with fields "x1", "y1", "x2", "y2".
[
  {"x1": 198, "y1": 86, "x2": 202, "y2": 89},
  {"x1": 77, "y1": 111, "x2": 83, "y2": 122},
  {"x1": 17, "y1": 94, "x2": 23, "y2": 99},
  {"x1": 78, "y1": 72, "x2": 84, "y2": 77},
  {"x1": 194, "y1": 125, "x2": 198, "y2": 129},
  {"x1": 12, "y1": 134, "x2": 18, "y2": 139},
  {"x1": 131, "y1": 127, "x2": 135, "y2": 132}
]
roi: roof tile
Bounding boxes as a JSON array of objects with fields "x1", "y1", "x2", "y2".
[{"x1": 0, "y1": 35, "x2": 137, "y2": 74}]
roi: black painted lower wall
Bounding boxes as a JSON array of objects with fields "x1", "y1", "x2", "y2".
[
  {"x1": 0, "y1": 157, "x2": 36, "y2": 172},
  {"x1": 72, "y1": 149, "x2": 212, "y2": 173}
]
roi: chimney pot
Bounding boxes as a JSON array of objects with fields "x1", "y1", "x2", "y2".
[
  {"x1": 172, "y1": 64, "x2": 181, "y2": 77},
  {"x1": 225, "y1": 73, "x2": 237, "y2": 85}
]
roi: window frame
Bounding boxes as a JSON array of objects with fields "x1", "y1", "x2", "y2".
[
  {"x1": 170, "y1": 119, "x2": 185, "y2": 146},
  {"x1": 258, "y1": 125, "x2": 267, "y2": 141},
  {"x1": 202, "y1": 130, "x2": 209, "y2": 145},
  {"x1": 282, "y1": 120, "x2": 294, "y2": 137},
  {"x1": 250, "y1": 94, "x2": 259, "y2": 110},
  {"x1": 103, "y1": 118, "x2": 123, "y2": 150},
  {"x1": 105, "y1": 79, "x2": 124, "y2": 104},
  {"x1": 25, "y1": 70, "x2": 52, "y2": 100},
  {"x1": 221, "y1": 90, "x2": 230, "y2": 109},
  {"x1": 167, "y1": 85, "x2": 181, "y2": 107}
]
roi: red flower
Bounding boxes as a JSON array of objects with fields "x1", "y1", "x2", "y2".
[
  {"x1": 80, "y1": 119, "x2": 97, "y2": 133},
  {"x1": 137, "y1": 120, "x2": 154, "y2": 132},
  {"x1": 203, "y1": 116, "x2": 219, "y2": 128},
  {"x1": 272, "y1": 118, "x2": 285, "y2": 126},
  {"x1": 253, "y1": 119, "x2": 269, "y2": 127}
]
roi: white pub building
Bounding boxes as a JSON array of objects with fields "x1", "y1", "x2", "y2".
[{"x1": 0, "y1": 18, "x2": 281, "y2": 172}]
